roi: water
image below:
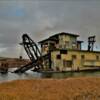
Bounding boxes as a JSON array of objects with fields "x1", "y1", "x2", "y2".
[
  {"x1": 40, "y1": 71, "x2": 100, "y2": 78},
  {"x1": 0, "y1": 68, "x2": 100, "y2": 83}
]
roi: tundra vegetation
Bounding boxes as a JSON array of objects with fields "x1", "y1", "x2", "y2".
[{"x1": 0, "y1": 77, "x2": 100, "y2": 100}]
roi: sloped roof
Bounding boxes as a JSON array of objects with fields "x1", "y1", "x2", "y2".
[
  {"x1": 39, "y1": 32, "x2": 79, "y2": 44},
  {"x1": 49, "y1": 32, "x2": 79, "y2": 38}
]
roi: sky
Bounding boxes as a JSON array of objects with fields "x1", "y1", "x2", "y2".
[{"x1": 0, "y1": 0, "x2": 100, "y2": 58}]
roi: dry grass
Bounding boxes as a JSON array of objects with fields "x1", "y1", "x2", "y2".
[{"x1": 0, "y1": 77, "x2": 100, "y2": 100}]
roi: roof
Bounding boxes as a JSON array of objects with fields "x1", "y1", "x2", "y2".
[
  {"x1": 38, "y1": 37, "x2": 59, "y2": 44},
  {"x1": 39, "y1": 32, "x2": 79, "y2": 44},
  {"x1": 49, "y1": 32, "x2": 79, "y2": 38},
  {"x1": 77, "y1": 40, "x2": 84, "y2": 43}
]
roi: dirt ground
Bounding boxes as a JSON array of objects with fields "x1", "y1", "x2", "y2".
[{"x1": 0, "y1": 77, "x2": 100, "y2": 100}]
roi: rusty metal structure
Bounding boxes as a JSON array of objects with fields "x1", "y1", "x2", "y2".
[
  {"x1": 14, "y1": 34, "x2": 43, "y2": 73},
  {"x1": 0, "y1": 64, "x2": 8, "y2": 74},
  {"x1": 88, "y1": 36, "x2": 96, "y2": 51},
  {"x1": 13, "y1": 33, "x2": 99, "y2": 73}
]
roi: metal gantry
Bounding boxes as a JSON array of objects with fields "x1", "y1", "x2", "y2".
[
  {"x1": 14, "y1": 34, "x2": 43, "y2": 73},
  {"x1": 88, "y1": 36, "x2": 96, "y2": 51}
]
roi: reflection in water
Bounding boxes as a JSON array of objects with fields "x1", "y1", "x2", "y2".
[
  {"x1": 40, "y1": 71, "x2": 100, "y2": 78},
  {"x1": 0, "y1": 68, "x2": 100, "y2": 83},
  {"x1": 40, "y1": 72, "x2": 74, "y2": 78}
]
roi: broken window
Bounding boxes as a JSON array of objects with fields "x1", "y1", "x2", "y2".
[
  {"x1": 56, "y1": 55, "x2": 61, "y2": 59},
  {"x1": 81, "y1": 55, "x2": 85, "y2": 60},
  {"x1": 72, "y1": 55, "x2": 77, "y2": 59},
  {"x1": 96, "y1": 55, "x2": 99, "y2": 60},
  {"x1": 63, "y1": 60, "x2": 72, "y2": 67},
  {"x1": 60, "y1": 50, "x2": 67, "y2": 54}
]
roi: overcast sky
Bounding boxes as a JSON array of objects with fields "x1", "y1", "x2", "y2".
[{"x1": 0, "y1": 0, "x2": 100, "y2": 58}]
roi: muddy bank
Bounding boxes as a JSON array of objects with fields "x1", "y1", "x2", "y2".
[{"x1": 0, "y1": 77, "x2": 100, "y2": 100}]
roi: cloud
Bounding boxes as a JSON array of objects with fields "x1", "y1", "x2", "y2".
[{"x1": 0, "y1": 0, "x2": 100, "y2": 57}]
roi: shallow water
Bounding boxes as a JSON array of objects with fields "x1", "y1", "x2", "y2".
[{"x1": 0, "y1": 68, "x2": 100, "y2": 83}]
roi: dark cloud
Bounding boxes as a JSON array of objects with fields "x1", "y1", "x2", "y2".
[{"x1": 0, "y1": 0, "x2": 100, "y2": 57}]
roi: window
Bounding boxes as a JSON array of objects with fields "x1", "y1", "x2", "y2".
[
  {"x1": 56, "y1": 55, "x2": 61, "y2": 59},
  {"x1": 59, "y1": 36, "x2": 63, "y2": 42},
  {"x1": 43, "y1": 45, "x2": 48, "y2": 51},
  {"x1": 96, "y1": 55, "x2": 99, "y2": 60},
  {"x1": 65, "y1": 41, "x2": 69, "y2": 48},
  {"x1": 81, "y1": 55, "x2": 85, "y2": 59},
  {"x1": 72, "y1": 55, "x2": 77, "y2": 59},
  {"x1": 50, "y1": 43, "x2": 56, "y2": 50},
  {"x1": 63, "y1": 60, "x2": 72, "y2": 68},
  {"x1": 72, "y1": 42, "x2": 76, "y2": 49},
  {"x1": 60, "y1": 50, "x2": 67, "y2": 54}
]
